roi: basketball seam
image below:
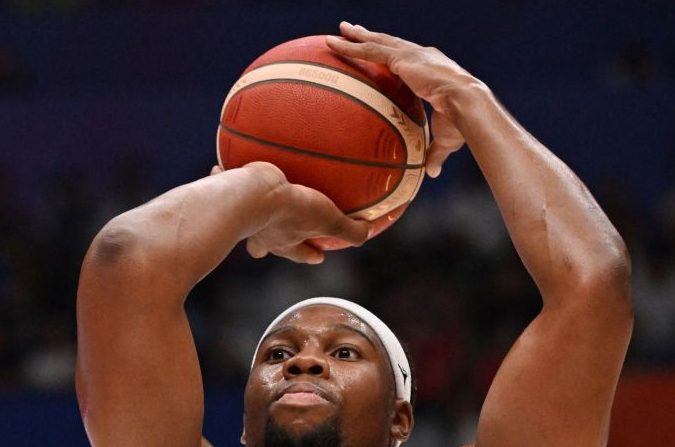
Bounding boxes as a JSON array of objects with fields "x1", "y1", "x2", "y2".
[
  {"x1": 221, "y1": 123, "x2": 409, "y2": 214},
  {"x1": 218, "y1": 60, "x2": 427, "y2": 219},
  {"x1": 223, "y1": 78, "x2": 411, "y2": 166},
  {"x1": 247, "y1": 59, "x2": 427, "y2": 128},
  {"x1": 219, "y1": 123, "x2": 424, "y2": 170}
]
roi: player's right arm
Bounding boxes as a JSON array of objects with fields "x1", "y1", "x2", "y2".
[
  {"x1": 76, "y1": 161, "x2": 368, "y2": 446},
  {"x1": 328, "y1": 23, "x2": 632, "y2": 447}
]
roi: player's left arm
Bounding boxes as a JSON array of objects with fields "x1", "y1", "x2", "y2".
[{"x1": 328, "y1": 22, "x2": 632, "y2": 447}]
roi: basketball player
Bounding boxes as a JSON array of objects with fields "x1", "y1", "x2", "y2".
[{"x1": 75, "y1": 22, "x2": 633, "y2": 446}]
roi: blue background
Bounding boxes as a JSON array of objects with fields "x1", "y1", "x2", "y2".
[{"x1": 1, "y1": 0, "x2": 673, "y2": 445}]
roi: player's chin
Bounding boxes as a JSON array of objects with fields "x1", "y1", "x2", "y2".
[{"x1": 268, "y1": 400, "x2": 337, "y2": 434}]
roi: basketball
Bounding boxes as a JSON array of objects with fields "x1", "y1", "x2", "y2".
[{"x1": 217, "y1": 35, "x2": 429, "y2": 250}]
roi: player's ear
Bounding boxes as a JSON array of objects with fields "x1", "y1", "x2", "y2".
[{"x1": 390, "y1": 399, "x2": 414, "y2": 443}]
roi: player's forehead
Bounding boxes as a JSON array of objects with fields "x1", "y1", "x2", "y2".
[{"x1": 265, "y1": 304, "x2": 379, "y2": 344}]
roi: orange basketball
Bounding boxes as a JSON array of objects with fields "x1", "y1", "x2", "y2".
[{"x1": 217, "y1": 35, "x2": 429, "y2": 250}]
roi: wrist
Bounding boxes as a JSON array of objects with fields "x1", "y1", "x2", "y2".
[
  {"x1": 236, "y1": 162, "x2": 292, "y2": 236},
  {"x1": 438, "y1": 77, "x2": 495, "y2": 135}
]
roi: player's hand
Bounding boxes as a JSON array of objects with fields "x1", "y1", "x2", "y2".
[
  {"x1": 215, "y1": 162, "x2": 370, "y2": 264},
  {"x1": 326, "y1": 22, "x2": 482, "y2": 178},
  {"x1": 248, "y1": 177, "x2": 371, "y2": 264}
]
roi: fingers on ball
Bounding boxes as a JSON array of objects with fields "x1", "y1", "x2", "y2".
[
  {"x1": 278, "y1": 243, "x2": 325, "y2": 265},
  {"x1": 335, "y1": 219, "x2": 371, "y2": 247}
]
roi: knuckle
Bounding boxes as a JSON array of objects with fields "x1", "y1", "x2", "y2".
[
  {"x1": 388, "y1": 55, "x2": 402, "y2": 73},
  {"x1": 327, "y1": 220, "x2": 345, "y2": 236},
  {"x1": 353, "y1": 233, "x2": 368, "y2": 247},
  {"x1": 391, "y1": 36, "x2": 409, "y2": 47},
  {"x1": 362, "y1": 42, "x2": 379, "y2": 55}
]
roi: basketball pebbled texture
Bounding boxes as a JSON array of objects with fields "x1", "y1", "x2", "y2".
[{"x1": 217, "y1": 35, "x2": 429, "y2": 250}]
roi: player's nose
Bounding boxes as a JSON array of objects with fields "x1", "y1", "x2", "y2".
[{"x1": 283, "y1": 350, "x2": 330, "y2": 379}]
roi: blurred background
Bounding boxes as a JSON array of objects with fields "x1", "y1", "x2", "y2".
[{"x1": 1, "y1": 0, "x2": 674, "y2": 445}]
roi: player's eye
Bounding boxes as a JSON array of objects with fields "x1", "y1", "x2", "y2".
[
  {"x1": 332, "y1": 347, "x2": 360, "y2": 360},
  {"x1": 268, "y1": 348, "x2": 292, "y2": 362}
]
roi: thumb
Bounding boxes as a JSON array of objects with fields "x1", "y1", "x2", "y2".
[
  {"x1": 425, "y1": 140, "x2": 448, "y2": 178},
  {"x1": 246, "y1": 237, "x2": 269, "y2": 259},
  {"x1": 425, "y1": 139, "x2": 464, "y2": 178}
]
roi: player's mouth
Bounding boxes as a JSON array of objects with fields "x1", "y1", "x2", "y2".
[{"x1": 274, "y1": 382, "x2": 332, "y2": 407}]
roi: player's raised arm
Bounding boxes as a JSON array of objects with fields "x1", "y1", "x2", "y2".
[
  {"x1": 75, "y1": 161, "x2": 368, "y2": 446},
  {"x1": 328, "y1": 23, "x2": 633, "y2": 446}
]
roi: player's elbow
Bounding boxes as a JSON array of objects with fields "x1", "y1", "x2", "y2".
[
  {"x1": 547, "y1": 233, "x2": 633, "y2": 321},
  {"x1": 77, "y1": 218, "x2": 159, "y2": 308},
  {"x1": 80, "y1": 215, "x2": 159, "y2": 288},
  {"x1": 88, "y1": 217, "x2": 146, "y2": 266},
  {"x1": 574, "y1": 236, "x2": 633, "y2": 318},
  {"x1": 593, "y1": 236, "x2": 631, "y2": 300},
  {"x1": 79, "y1": 215, "x2": 186, "y2": 298}
]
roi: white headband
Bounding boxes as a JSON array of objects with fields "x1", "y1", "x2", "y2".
[{"x1": 251, "y1": 297, "x2": 412, "y2": 404}]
